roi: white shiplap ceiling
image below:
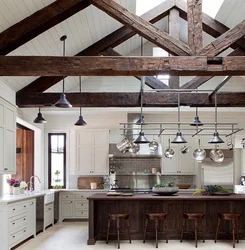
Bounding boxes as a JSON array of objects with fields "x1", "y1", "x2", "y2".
[{"x1": 0, "y1": 0, "x2": 244, "y2": 93}]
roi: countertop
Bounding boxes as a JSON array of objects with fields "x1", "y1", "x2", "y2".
[
  {"x1": 0, "y1": 192, "x2": 46, "y2": 204},
  {"x1": 88, "y1": 192, "x2": 245, "y2": 201}
]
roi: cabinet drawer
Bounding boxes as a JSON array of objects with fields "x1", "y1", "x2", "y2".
[
  {"x1": 61, "y1": 194, "x2": 73, "y2": 200},
  {"x1": 75, "y1": 209, "x2": 88, "y2": 218},
  {"x1": 75, "y1": 200, "x2": 88, "y2": 209},
  {"x1": 74, "y1": 193, "x2": 89, "y2": 199},
  {"x1": 8, "y1": 215, "x2": 27, "y2": 232},
  {"x1": 9, "y1": 227, "x2": 28, "y2": 246},
  {"x1": 8, "y1": 202, "x2": 28, "y2": 217}
]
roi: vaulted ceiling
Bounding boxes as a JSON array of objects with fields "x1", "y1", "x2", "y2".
[{"x1": 0, "y1": 0, "x2": 245, "y2": 108}]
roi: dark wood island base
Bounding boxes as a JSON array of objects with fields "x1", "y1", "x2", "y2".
[{"x1": 87, "y1": 192, "x2": 245, "y2": 245}]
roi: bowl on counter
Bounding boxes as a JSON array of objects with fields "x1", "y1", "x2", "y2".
[
  {"x1": 176, "y1": 184, "x2": 191, "y2": 189},
  {"x1": 152, "y1": 186, "x2": 179, "y2": 196}
]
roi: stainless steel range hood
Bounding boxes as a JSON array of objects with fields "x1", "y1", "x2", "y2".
[{"x1": 109, "y1": 143, "x2": 162, "y2": 158}]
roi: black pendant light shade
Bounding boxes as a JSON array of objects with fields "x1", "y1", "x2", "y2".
[
  {"x1": 134, "y1": 132, "x2": 150, "y2": 144},
  {"x1": 190, "y1": 107, "x2": 203, "y2": 126},
  {"x1": 55, "y1": 35, "x2": 72, "y2": 108},
  {"x1": 33, "y1": 108, "x2": 47, "y2": 124},
  {"x1": 171, "y1": 132, "x2": 187, "y2": 144},
  {"x1": 209, "y1": 132, "x2": 224, "y2": 144},
  {"x1": 74, "y1": 115, "x2": 87, "y2": 126},
  {"x1": 55, "y1": 93, "x2": 72, "y2": 108},
  {"x1": 136, "y1": 115, "x2": 146, "y2": 125}
]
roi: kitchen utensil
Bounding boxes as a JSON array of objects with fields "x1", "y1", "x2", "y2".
[
  {"x1": 226, "y1": 136, "x2": 234, "y2": 151},
  {"x1": 180, "y1": 145, "x2": 189, "y2": 154},
  {"x1": 116, "y1": 137, "x2": 131, "y2": 153},
  {"x1": 128, "y1": 142, "x2": 140, "y2": 154},
  {"x1": 164, "y1": 138, "x2": 175, "y2": 158},
  {"x1": 149, "y1": 138, "x2": 159, "y2": 152},
  {"x1": 209, "y1": 147, "x2": 224, "y2": 163},
  {"x1": 193, "y1": 139, "x2": 206, "y2": 162}
]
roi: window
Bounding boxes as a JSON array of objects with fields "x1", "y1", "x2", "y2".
[{"x1": 48, "y1": 133, "x2": 66, "y2": 188}]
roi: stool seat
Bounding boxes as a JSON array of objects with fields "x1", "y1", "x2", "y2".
[
  {"x1": 143, "y1": 212, "x2": 168, "y2": 248},
  {"x1": 215, "y1": 212, "x2": 240, "y2": 248},
  {"x1": 107, "y1": 213, "x2": 131, "y2": 249},
  {"x1": 181, "y1": 212, "x2": 205, "y2": 248}
]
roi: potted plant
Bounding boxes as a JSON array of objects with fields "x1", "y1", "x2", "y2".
[
  {"x1": 152, "y1": 182, "x2": 179, "y2": 195},
  {"x1": 6, "y1": 178, "x2": 18, "y2": 194},
  {"x1": 20, "y1": 181, "x2": 28, "y2": 194},
  {"x1": 13, "y1": 180, "x2": 21, "y2": 195}
]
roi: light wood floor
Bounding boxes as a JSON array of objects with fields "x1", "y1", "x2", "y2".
[{"x1": 15, "y1": 221, "x2": 245, "y2": 250}]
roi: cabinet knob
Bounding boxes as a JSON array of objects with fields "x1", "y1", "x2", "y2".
[
  {"x1": 71, "y1": 201, "x2": 72, "y2": 203},
  {"x1": 13, "y1": 236, "x2": 15, "y2": 238},
  {"x1": 24, "y1": 205, "x2": 26, "y2": 208},
  {"x1": 13, "y1": 208, "x2": 15, "y2": 211},
  {"x1": 12, "y1": 222, "x2": 15, "y2": 225},
  {"x1": 4, "y1": 168, "x2": 8, "y2": 170}
]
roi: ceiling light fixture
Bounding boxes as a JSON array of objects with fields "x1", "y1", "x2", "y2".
[
  {"x1": 55, "y1": 35, "x2": 72, "y2": 108},
  {"x1": 209, "y1": 93, "x2": 224, "y2": 144},
  {"x1": 190, "y1": 107, "x2": 203, "y2": 126},
  {"x1": 33, "y1": 108, "x2": 47, "y2": 124},
  {"x1": 172, "y1": 93, "x2": 187, "y2": 144},
  {"x1": 74, "y1": 76, "x2": 87, "y2": 126}
]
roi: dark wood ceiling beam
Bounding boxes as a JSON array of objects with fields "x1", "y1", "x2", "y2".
[
  {"x1": 180, "y1": 47, "x2": 245, "y2": 89},
  {"x1": 0, "y1": 0, "x2": 91, "y2": 55},
  {"x1": 2, "y1": 56, "x2": 245, "y2": 76},
  {"x1": 17, "y1": 0, "x2": 174, "y2": 95},
  {"x1": 200, "y1": 19, "x2": 245, "y2": 56},
  {"x1": 102, "y1": 48, "x2": 169, "y2": 89},
  {"x1": 175, "y1": 0, "x2": 245, "y2": 50},
  {"x1": 91, "y1": 0, "x2": 192, "y2": 56},
  {"x1": 16, "y1": 92, "x2": 245, "y2": 108},
  {"x1": 187, "y1": 0, "x2": 203, "y2": 55}
]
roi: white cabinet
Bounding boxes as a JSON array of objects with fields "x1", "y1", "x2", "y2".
[
  {"x1": 0, "y1": 98, "x2": 16, "y2": 174},
  {"x1": 76, "y1": 130, "x2": 109, "y2": 175},
  {"x1": 59, "y1": 191, "x2": 91, "y2": 221},
  {"x1": 0, "y1": 198, "x2": 36, "y2": 250},
  {"x1": 162, "y1": 136, "x2": 196, "y2": 175},
  {"x1": 44, "y1": 203, "x2": 54, "y2": 230}
]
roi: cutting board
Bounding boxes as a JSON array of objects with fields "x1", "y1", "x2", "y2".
[{"x1": 77, "y1": 177, "x2": 104, "y2": 189}]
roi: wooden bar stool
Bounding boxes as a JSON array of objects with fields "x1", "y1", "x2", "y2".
[
  {"x1": 106, "y1": 213, "x2": 131, "y2": 249},
  {"x1": 143, "y1": 212, "x2": 168, "y2": 248},
  {"x1": 215, "y1": 212, "x2": 240, "y2": 248},
  {"x1": 180, "y1": 212, "x2": 205, "y2": 248}
]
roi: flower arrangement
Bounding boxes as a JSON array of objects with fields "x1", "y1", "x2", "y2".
[
  {"x1": 20, "y1": 181, "x2": 27, "y2": 190},
  {"x1": 7, "y1": 178, "x2": 20, "y2": 187},
  {"x1": 193, "y1": 185, "x2": 232, "y2": 195}
]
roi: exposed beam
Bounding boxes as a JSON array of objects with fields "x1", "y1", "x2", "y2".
[
  {"x1": 0, "y1": 0, "x2": 91, "y2": 55},
  {"x1": 180, "y1": 47, "x2": 245, "y2": 89},
  {"x1": 91, "y1": 0, "x2": 192, "y2": 56},
  {"x1": 169, "y1": 8, "x2": 180, "y2": 89},
  {"x1": 187, "y1": 0, "x2": 203, "y2": 55},
  {"x1": 200, "y1": 20, "x2": 245, "y2": 56},
  {"x1": 175, "y1": 0, "x2": 245, "y2": 50},
  {"x1": 16, "y1": 92, "x2": 245, "y2": 108},
  {"x1": 101, "y1": 48, "x2": 169, "y2": 89},
  {"x1": 2, "y1": 56, "x2": 245, "y2": 76},
  {"x1": 17, "y1": 0, "x2": 174, "y2": 95},
  {"x1": 209, "y1": 76, "x2": 232, "y2": 97}
]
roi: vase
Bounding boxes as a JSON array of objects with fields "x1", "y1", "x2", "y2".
[
  {"x1": 13, "y1": 187, "x2": 20, "y2": 195},
  {"x1": 20, "y1": 188, "x2": 25, "y2": 194},
  {"x1": 9, "y1": 186, "x2": 13, "y2": 195}
]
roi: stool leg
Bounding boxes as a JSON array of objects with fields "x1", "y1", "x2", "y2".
[
  {"x1": 180, "y1": 218, "x2": 185, "y2": 242},
  {"x1": 126, "y1": 218, "x2": 131, "y2": 243},
  {"x1": 143, "y1": 218, "x2": 148, "y2": 243},
  {"x1": 194, "y1": 218, "x2": 198, "y2": 248},
  {"x1": 106, "y1": 217, "x2": 111, "y2": 244},
  {"x1": 215, "y1": 218, "x2": 220, "y2": 243},
  {"x1": 155, "y1": 218, "x2": 159, "y2": 248},
  {"x1": 202, "y1": 218, "x2": 205, "y2": 243},
  {"x1": 164, "y1": 218, "x2": 168, "y2": 243},
  {"x1": 232, "y1": 218, "x2": 235, "y2": 248},
  {"x1": 236, "y1": 217, "x2": 239, "y2": 243},
  {"x1": 117, "y1": 218, "x2": 120, "y2": 249}
]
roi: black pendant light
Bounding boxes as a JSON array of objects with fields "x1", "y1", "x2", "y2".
[
  {"x1": 33, "y1": 108, "x2": 47, "y2": 124},
  {"x1": 74, "y1": 76, "x2": 87, "y2": 126},
  {"x1": 190, "y1": 107, "x2": 203, "y2": 126},
  {"x1": 172, "y1": 93, "x2": 187, "y2": 144},
  {"x1": 209, "y1": 94, "x2": 224, "y2": 144},
  {"x1": 55, "y1": 35, "x2": 72, "y2": 108},
  {"x1": 134, "y1": 131, "x2": 150, "y2": 144}
]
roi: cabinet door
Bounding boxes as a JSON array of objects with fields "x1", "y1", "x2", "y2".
[
  {"x1": 179, "y1": 149, "x2": 195, "y2": 174},
  {"x1": 27, "y1": 200, "x2": 35, "y2": 236},
  {"x1": 61, "y1": 200, "x2": 73, "y2": 218},
  {"x1": 162, "y1": 148, "x2": 179, "y2": 174}
]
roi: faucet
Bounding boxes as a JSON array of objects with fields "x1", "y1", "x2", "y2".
[{"x1": 29, "y1": 175, "x2": 41, "y2": 192}]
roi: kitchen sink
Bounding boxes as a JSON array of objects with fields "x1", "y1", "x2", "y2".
[{"x1": 44, "y1": 192, "x2": 54, "y2": 204}]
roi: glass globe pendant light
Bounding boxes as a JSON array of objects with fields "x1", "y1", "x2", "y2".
[
  {"x1": 74, "y1": 76, "x2": 87, "y2": 126},
  {"x1": 55, "y1": 35, "x2": 72, "y2": 108},
  {"x1": 193, "y1": 139, "x2": 206, "y2": 162}
]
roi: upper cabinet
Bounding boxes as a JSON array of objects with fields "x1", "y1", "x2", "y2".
[
  {"x1": 76, "y1": 130, "x2": 109, "y2": 175},
  {"x1": 0, "y1": 98, "x2": 16, "y2": 174}
]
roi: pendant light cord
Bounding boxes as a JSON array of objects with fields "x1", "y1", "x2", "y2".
[
  {"x1": 215, "y1": 93, "x2": 217, "y2": 132},
  {"x1": 62, "y1": 36, "x2": 66, "y2": 94},
  {"x1": 140, "y1": 36, "x2": 144, "y2": 131},
  {"x1": 178, "y1": 93, "x2": 180, "y2": 131},
  {"x1": 79, "y1": 76, "x2": 82, "y2": 116}
]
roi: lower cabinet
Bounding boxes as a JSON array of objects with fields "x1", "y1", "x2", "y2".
[
  {"x1": 59, "y1": 191, "x2": 94, "y2": 221},
  {"x1": 44, "y1": 203, "x2": 54, "y2": 230},
  {"x1": 0, "y1": 198, "x2": 36, "y2": 250}
]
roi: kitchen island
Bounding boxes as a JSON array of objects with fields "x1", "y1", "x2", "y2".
[{"x1": 87, "y1": 192, "x2": 245, "y2": 244}]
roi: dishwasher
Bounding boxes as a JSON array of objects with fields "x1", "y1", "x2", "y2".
[{"x1": 36, "y1": 196, "x2": 44, "y2": 234}]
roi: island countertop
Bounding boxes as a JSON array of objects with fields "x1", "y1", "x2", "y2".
[{"x1": 87, "y1": 191, "x2": 245, "y2": 245}]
